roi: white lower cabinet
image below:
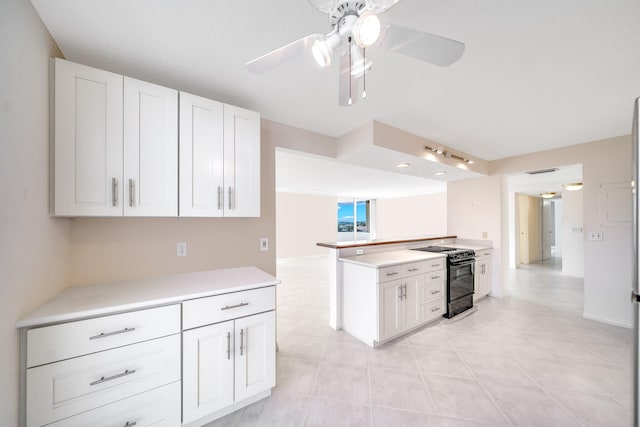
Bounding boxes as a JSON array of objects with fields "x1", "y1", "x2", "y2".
[
  {"x1": 342, "y1": 256, "x2": 446, "y2": 347},
  {"x1": 47, "y1": 382, "x2": 181, "y2": 427},
  {"x1": 474, "y1": 250, "x2": 492, "y2": 301},
  {"x1": 182, "y1": 288, "x2": 276, "y2": 426},
  {"x1": 20, "y1": 272, "x2": 278, "y2": 427}
]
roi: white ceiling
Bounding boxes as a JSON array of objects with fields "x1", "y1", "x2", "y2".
[
  {"x1": 508, "y1": 163, "x2": 583, "y2": 198},
  {"x1": 31, "y1": 0, "x2": 640, "y2": 163}
]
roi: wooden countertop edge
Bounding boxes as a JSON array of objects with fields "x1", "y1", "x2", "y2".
[{"x1": 316, "y1": 235, "x2": 457, "y2": 249}]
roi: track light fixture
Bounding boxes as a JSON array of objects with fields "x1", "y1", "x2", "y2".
[{"x1": 424, "y1": 145, "x2": 474, "y2": 165}]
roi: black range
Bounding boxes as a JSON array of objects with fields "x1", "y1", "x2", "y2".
[{"x1": 412, "y1": 246, "x2": 475, "y2": 318}]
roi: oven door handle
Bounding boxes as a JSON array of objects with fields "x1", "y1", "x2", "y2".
[{"x1": 449, "y1": 258, "x2": 475, "y2": 267}]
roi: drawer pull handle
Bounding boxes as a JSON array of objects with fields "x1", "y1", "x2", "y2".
[
  {"x1": 90, "y1": 369, "x2": 136, "y2": 386},
  {"x1": 431, "y1": 307, "x2": 441, "y2": 312},
  {"x1": 227, "y1": 331, "x2": 231, "y2": 360},
  {"x1": 408, "y1": 268, "x2": 419, "y2": 272},
  {"x1": 221, "y1": 302, "x2": 249, "y2": 311},
  {"x1": 431, "y1": 263, "x2": 440, "y2": 267},
  {"x1": 89, "y1": 327, "x2": 136, "y2": 340},
  {"x1": 386, "y1": 272, "x2": 399, "y2": 276},
  {"x1": 431, "y1": 289, "x2": 441, "y2": 294},
  {"x1": 123, "y1": 422, "x2": 137, "y2": 427},
  {"x1": 431, "y1": 275, "x2": 440, "y2": 280}
]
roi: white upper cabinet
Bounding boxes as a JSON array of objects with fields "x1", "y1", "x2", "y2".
[
  {"x1": 123, "y1": 77, "x2": 178, "y2": 216},
  {"x1": 223, "y1": 104, "x2": 261, "y2": 217},
  {"x1": 53, "y1": 58, "x2": 123, "y2": 216},
  {"x1": 179, "y1": 92, "x2": 225, "y2": 217},
  {"x1": 52, "y1": 58, "x2": 259, "y2": 218},
  {"x1": 179, "y1": 96, "x2": 260, "y2": 217}
]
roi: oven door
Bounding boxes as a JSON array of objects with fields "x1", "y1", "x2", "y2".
[{"x1": 448, "y1": 258, "x2": 475, "y2": 301}]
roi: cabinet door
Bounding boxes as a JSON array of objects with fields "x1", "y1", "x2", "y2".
[
  {"x1": 124, "y1": 77, "x2": 178, "y2": 216},
  {"x1": 53, "y1": 58, "x2": 123, "y2": 216},
  {"x1": 473, "y1": 261, "x2": 481, "y2": 301},
  {"x1": 183, "y1": 321, "x2": 234, "y2": 424},
  {"x1": 223, "y1": 104, "x2": 260, "y2": 217},
  {"x1": 481, "y1": 259, "x2": 492, "y2": 296},
  {"x1": 235, "y1": 311, "x2": 276, "y2": 402},
  {"x1": 403, "y1": 275, "x2": 423, "y2": 330},
  {"x1": 378, "y1": 280, "x2": 403, "y2": 342},
  {"x1": 179, "y1": 92, "x2": 224, "y2": 217}
]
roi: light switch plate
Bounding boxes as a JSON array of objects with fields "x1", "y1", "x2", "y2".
[{"x1": 260, "y1": 238, "x2": 269, "y2": 251}]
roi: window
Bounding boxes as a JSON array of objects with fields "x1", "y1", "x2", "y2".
[{"x1": 337, "y1": 199, "x2": 375, "y2": 241}]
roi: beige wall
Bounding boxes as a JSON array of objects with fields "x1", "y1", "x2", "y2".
[
  {"x1": 447, "y1": 175, "x2": 504, "y2": 296},
  {"x1": 0, "y1": 1, "x2": 70, "y2": 424},
  {"x1": 561, "y1": 188, "x2": 584, "y2": 277},
  {"x1": 492, "y1": 135, "x2": 632, "y2": 326},
  {"x1": 376, "y1": 193, "x2": 447, "y2": 240},
  {"x1": 276, "y1": 192, "x2": 336, "y2": 259}
]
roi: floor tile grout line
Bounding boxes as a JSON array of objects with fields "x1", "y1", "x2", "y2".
[
  {"x1": 451, "y1": 338, "x2": 514, "y2": 426},
  {"x1": 504, "y1": 350, "x2": 587, "y2": 427}
]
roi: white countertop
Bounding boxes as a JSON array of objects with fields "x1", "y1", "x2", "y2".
[
  {"x1": 447, "y1": 243, "x2": 493, "y2": 252},
  {"x1": 339, "y1": 250, "x2": 446, "y2": 268},
  {"x1": 17, "y1": 267, "x2": 279, "y2": 328}
]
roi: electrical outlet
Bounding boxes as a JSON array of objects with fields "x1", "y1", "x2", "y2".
[
  {"x1": 260, "y1": 238, "x2": 269, "y2": 251},
  {"x1": 588, "y1": 231, "x2": 603, "y2": 241},
  {"x1": 356, "y1": 249, "x2": 364, "y2": 255},
  {"x1": 177, "y1": 242, "x2": 187, "y2": 256},
  {"x1": 482, "y1": 231, "x2": 488, "y2": 239}
]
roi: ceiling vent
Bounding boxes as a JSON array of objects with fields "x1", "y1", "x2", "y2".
[{"x1": 525, "y1": 168, "x2": 559, "y2": 175}]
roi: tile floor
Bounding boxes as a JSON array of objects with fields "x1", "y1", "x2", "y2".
[{"x1": 207, "y1": 255, "x2": 633, "y2": 426}]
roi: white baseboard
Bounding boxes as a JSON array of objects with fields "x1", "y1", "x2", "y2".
[{"x1": 583, "y1": 312, "x2": 632, "y2": 329}]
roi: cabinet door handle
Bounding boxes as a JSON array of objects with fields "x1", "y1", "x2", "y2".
[
  {"x1": 90, "y1": 369, "x2": 136, "y2": 386},
  {"x1": 408, "y1": 268, "x2": 419, "y2": 272},
  {"x1": 386, "y1": 271, "x2": 399, "y2": 276},
  {"x1": 431, "y1": 275, "x2": 440, "y2": 280},
  {"x1": 398, "y1": 286, "x2": 403, "y2": 301},
  {"x1": 227, "y1": 331, "x2": 231, "y2": 360},
  {"x1": 217, "y1": 186, "x2": 222, "y2": 210},
  {"x1": 111, "y1": 178, "x2": 118, "y2": 207},
  {"x1": 239, "y1": 328, "x2": 244, "y2": 356},
  {"x1": 123, "y1": 422, "x2": 137, "y2": 427},
  {"x1": 89, "y1": 327, "x2": 136, "y2": 340},
  {"x1": 431, "y1": 306, "x2": 441, "y2": 312},
  {"x1": 431, "y1": 289, "x2": 441, "y2": 294},
  {"x1": 228, "y1": 187, "x2": 233, "y2": 210},
  {"x1": 128, "y1": 179, "x2": 134, "y2": 207},
  {"x1": 402, "y1": 284, "x2": 407, "y2": 300},
  {"x1": 221, "y1": 302, "x2": 249, "y2": 311}
]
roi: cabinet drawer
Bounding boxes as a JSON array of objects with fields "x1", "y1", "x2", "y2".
[
  {"x1": 27, "y1": 304, "x2": 180, "y2": 368},
  {"x1": 26, "y1": 334, "x2": 180, "y2": 427},
  {"x1": 421, "y1": 299, "x2": 445, "y2": 323},
  {"x1": 182, "y1": 286, "x2": 275, "y2": 330},
  {"x1": 420, "y1": 279, "x2": 444, "y2": 304},
  {"x1": 411, "y1": 258, "x2": 446, "y2": 274},
  {"x1": 47, "y1": 381, "x2": 181, "y2": 427}
]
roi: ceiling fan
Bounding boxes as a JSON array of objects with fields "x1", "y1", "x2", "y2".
[{"x1": 246, "y1": 0, "x2": 465, "y2": 106}]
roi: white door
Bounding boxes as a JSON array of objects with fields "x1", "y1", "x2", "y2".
[
  {"x1": 223, "y1": 104, "x2": 260, "y2": 217},
  {"x1": 542, "y1": 200, "x2": 554, "y2": 259},
  {"x1": 123, "y1": 77, "x2": 178, "y2": 216},
  {"x1": 403, "y1": 275, "x2": 423, "y2": 330},
  {"x1": 53, "y1": 58, "x2": 123, "y2": 216},
  {"x1": 234, "y1": 311, "x2": 276, "y2": 402},
  {"x1": 182, "y1": 321, "x2": 234, "y2": 424},
  {"x1": 378, "y1": 280, "x2": 403, "y2": 341},
  {"x1": 179, "y1": 92, "x2": 224, "y2": 217}
]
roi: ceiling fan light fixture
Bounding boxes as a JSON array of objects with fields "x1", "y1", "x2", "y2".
[
  {"x1": 354, "y1": 11, "x2": 381, "y2": 47},
  {"x1": 312, "y1": 32, "x2": 341, "y2": 67}
]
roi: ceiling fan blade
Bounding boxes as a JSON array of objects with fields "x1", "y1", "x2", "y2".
[
  {"x1": 246, "y1": 33, "x2": 322, "y2": 75},
  {"x1": 377, "y1": 24, "x2": 465, "y2": 67},
  {"x1": 339, "y1": 52, "x2": 361, "y2": 106}
]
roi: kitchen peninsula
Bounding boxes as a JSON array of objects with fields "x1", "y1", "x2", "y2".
[{"x1": 316, "y1": 236, "x2": 492, "y2": 332}]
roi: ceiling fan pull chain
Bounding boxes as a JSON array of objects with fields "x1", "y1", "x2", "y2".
[
  {"x1": 362, "y1": 47, "x2": 367, "y2": 99},
  {"x1": 348, "y1": 36, "x2": 353, "y2": 106}
]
